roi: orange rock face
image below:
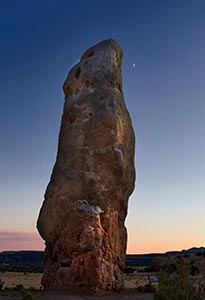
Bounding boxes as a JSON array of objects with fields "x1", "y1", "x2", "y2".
[{"x1": 37, "y1": 39, "x2": 135, "y2": 292}]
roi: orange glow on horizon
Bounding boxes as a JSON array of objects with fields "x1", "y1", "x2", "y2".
[
  {"x1": 0, "y1": 229, "x2": 204, "y2": 254},
  {"x1": 127, "y1": 235, "x2": 204, "y2": 254}
]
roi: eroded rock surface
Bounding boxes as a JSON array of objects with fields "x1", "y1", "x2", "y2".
[{"x1": 37, "y1": 39, "x2": 135, "y2": 292}]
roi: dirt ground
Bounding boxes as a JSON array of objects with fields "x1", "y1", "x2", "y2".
[
  {"x1": 0, "y1": 271, "x2": 150, "y2": 290},
  {"x1": 0, "y1": 290, "x2": 154, "y2": 300},
  {"x1": 0, "y1": 272, "x2": 42, "y2": 289},
  {"x1": 0, "y1": 272, "x2": 154, "y2": 300}
]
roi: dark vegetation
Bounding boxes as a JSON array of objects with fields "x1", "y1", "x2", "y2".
[
  {"x1": 0, "y1": 247, "x2": 204, "y2": 273},
  {"x1": 0, "y1": 251, "x2": 43, "y2": 273},
  {"x1": 154, "y1": 257, "x2": 205, "y2": 300},
  {"x1": 124, "y1": 248, "x2": 205, "y2": 296}
]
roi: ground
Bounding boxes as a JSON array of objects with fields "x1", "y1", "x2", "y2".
[
  {"x1": 0, "y1": 272, "x2": 42, "y2": 289},
  {"x1": 0, "y1": 290, "x2": 153, "y2": 300},
  {"x1": 0, "y1": 271, "x2": 151, "y2": 290},
  {"x1": 1, "y1": 254, "x2": 204, "y2": 300},
  {"x1": 0, "y1": 272, "x2": 154, "y2": 300}
]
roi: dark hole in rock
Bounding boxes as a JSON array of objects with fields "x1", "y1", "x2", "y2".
[
  {"x1": 75, "y1": 68, "x2": 81, "y2": 79},
  {"x1": 88, "y1": 112, "x2": 93, "y2": 116},
  {"x1": 85, "y1": 61, "x2": 88, "y2": 65},
  {"x1": 100, "y1": 96, "x2": 104, "y2": 100},
  {"x1": 87, "y1": 50, "x2": 94, "y2": 57},
  {"x1": 60, "y1": 262, "x2": 71, "y2": 268},
  {"x1": 85, "y1": 80, "x2": 92, "y2": 88}
]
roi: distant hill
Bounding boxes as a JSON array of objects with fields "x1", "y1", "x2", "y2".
[
  {"x1": 126, "y1": 247, "x2": 205, "y2": 266},
  {"x1": 0, "y1": 250, "x2": 43, "y2": 272},
  {"x1": 0, "y1": 247, "x2": 204, "y2": 270},
  {"x1": 181, "y1": 247, "x2": 205, "y2": 254},
  {"x1": 0, "y1": 250, "x2": 43, "y2": 264},
  {"x1": 127, "y1": 247, "x2": 205, "y2": 266},
  {"x1": 165, "y1": 247, "x2": 205, "y2": 256}
]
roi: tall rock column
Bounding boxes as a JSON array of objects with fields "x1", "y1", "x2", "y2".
[{"x1": 37, "y1": 39, "x2": 135, "y2": 292}]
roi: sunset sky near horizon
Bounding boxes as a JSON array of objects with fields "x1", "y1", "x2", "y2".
[{"x1": 0, "y1": 0, "x2": 205, "y2": 254}]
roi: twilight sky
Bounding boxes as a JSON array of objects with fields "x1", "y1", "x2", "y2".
[{"x1": 0, "y1": 0, "x2": 204, "y2": 254}]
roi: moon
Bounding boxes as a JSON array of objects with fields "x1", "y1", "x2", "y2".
[{"x1": 133, "y1": 62, "x2": 136, "y2": 68}]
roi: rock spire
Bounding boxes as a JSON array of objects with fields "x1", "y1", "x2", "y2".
[{"x1": 37, "y1": 39, "x2": 135, "y2": 292}]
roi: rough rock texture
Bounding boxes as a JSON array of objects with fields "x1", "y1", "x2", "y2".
[{"x1": 37, "y1": 39, "x2": 135, "y2": 292}]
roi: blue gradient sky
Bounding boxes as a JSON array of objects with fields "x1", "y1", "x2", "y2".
[{"x1": 0, "y1": 0, "x2": 205, "y2": 253}]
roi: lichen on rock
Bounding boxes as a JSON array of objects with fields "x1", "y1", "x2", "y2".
[
  {"x1": 74, "y1": 200, "x2": 104, "y2": 216},
  {"x1": 37, "y1": 39, "x2": 135, "y2": 292}
]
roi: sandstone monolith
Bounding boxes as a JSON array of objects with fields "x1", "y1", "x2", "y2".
[{"x1": 37, "y1": 39, "x2": 135, "y2": 292}]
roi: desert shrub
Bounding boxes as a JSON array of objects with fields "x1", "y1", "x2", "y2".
[
  {"x1": 0, "y1": 279, "x2": 4, "y2": 290},
  {"x1": 196, "y1": 252, "x2": 205, "y2": 257},
  {"x1": 150, "y1": 258, "x2": 164, "y2": 272},
  {"x1": 143, "y1": 266, "x2": 152, "y2": 272},
  {"x1": 14, "y1": 284, "x2": 24, "y2": 290},
  {"x1": 21, "y1": 288, "x2": 33, "y2": 300},
  {"x1": 190, "y1": 265, "x2": 200, "y2": 276},
  {"x1": 164, "y1": 262, "x2": 177, "y2": 274},
  {"x1": 124, "y1": 267, "x2": 135, "y2": 274},
  {"x1": 137, "y1": 283, "x2": 156, "y2": 293},
  {"x1": 154, "y1": 258, "x2": 205, "y2": 300}
]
